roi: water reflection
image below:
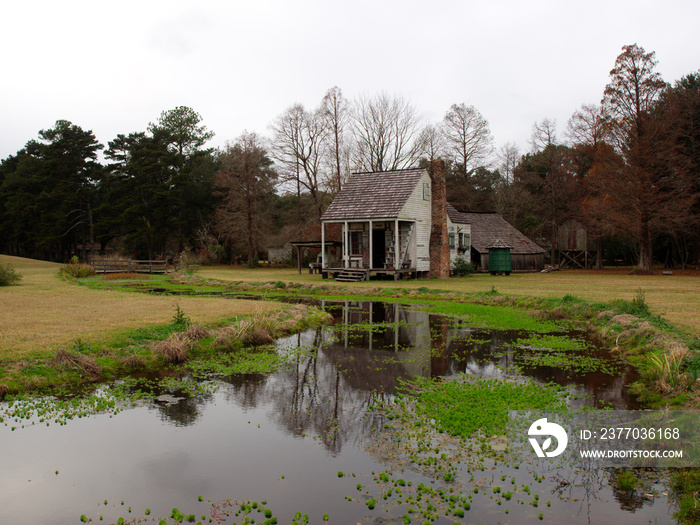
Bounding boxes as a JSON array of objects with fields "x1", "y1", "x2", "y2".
[
  {"x1": 0, "y1": 300, "x2": 668, "y2": 525},
  {"x1": 206, "y1": 300, "x2": 638, "y2": 456}
]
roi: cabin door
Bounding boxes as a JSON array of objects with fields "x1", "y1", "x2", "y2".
[{"x1": 372, "y1": 230, "x2": 385, "y2": 268}]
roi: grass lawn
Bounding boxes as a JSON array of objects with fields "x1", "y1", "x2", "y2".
[
  {"x1": 200, "y1": 266, "x2": 700, "y2": 337},
  {"x1": 0, "y1": 255, "x2": 277, "y2": 361}
]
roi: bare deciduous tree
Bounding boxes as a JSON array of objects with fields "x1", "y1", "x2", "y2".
[
  {"x1": 441, "y1": 103, "x2": 493, "y2": 175},
  {"x1": 566, "y1": 104, "x2": 612, "y2": 269},
  {"x1": 351, "y1": 92, "x2": 424, "y2": 172},
  {"x1": 270, "y1": 104, "x2": 328, "y2": 218},
  {"x1": 566, "y1": 104, "x2": 609, "y2": 149},
  {"x1": 320, "y1": 86, "x2": 350, "y2": 195},
  {"x1": 497, "y1": 141, "x2": 521, "y2": 183},
  {"x1": 530, "y1": 118, "x2": 558, "y2": 152},
  {"x1": 417, "y1": 124, "x2": 447, "y2": 163}
]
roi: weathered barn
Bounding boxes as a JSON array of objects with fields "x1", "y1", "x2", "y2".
[
  {"x1": 557, "y1": 219, "x2": 598, "y2": 268},
  {"x1": 319, "y1": 162, "x2": 470, "y2": 281},
  {"x1": 455, "y1": 211, "x2": 545, "y2": 271}
]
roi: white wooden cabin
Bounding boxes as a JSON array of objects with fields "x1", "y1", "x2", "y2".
[{"x1": 319, "y1": 168, "x2": 470, "y2": 281}]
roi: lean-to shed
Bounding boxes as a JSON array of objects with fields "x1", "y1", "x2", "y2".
[{"x1": 454, "y1": 211, "x2": 545, "y2": 271}]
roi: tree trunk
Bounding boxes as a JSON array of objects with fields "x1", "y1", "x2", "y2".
[
  {"x1": 247, "y1": 200, "x2": 254, "y2": 263},
  {"x1": 595, "y1": 237, "x2": 604, "y2": 269},
  {"x1": 638, "y1": 216, "x2": 653, "y2": 271}
]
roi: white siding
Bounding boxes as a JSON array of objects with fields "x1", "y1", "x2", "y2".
[
  {"x1": 448, "y1": 217, "x2": 471, "y2": 268},
  {"x1": 398, "y1": 171, "x2": 432, "y2": 272}
]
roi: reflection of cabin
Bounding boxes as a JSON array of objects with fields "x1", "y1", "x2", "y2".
[
  {"x1": 319, "y1": 162, "x2": 470, "y2": 281},
  {"x1": 456, "y1": 211, "x2": 545, "y2": 272}
]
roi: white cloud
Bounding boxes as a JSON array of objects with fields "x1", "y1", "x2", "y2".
[{"x1": 1, "y1": 0, "x2": 699, "y2": 159}]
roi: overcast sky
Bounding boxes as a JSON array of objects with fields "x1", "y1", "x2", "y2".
[{"x1": 2, "y1": 0, "x2": 699, "y2": 163}]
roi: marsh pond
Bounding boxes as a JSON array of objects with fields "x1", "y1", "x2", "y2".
[{"x1": 0, "y1": 299, "x2": 678, "y2": 524}]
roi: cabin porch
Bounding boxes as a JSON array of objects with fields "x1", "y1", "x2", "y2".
[{"x1": 320, "y1": 218, "x2": 419, "y2": 281}]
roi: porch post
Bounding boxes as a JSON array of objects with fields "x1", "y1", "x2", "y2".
[
  {"x1": 344, "y1": 221, "x2": 349, "y2": 268},
  {"x1": 321, "y1": 223, "x2": 325, "y2": 270},
  {"x1": 369, "y1": 220, "x2": 373, "y2": 270},
  {"x1": 394, "y1": 219, "x2": 399, "y2": 268}
]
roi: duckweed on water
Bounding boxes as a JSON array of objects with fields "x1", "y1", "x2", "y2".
[
  {"x1": 509, "y1": 334, "x2": 624, "y2": 375},
  {"x1": 420, "y1": 302, "x2": 563, "y2": 332},
  {"x1": 404, "y1": 376, "x2": 569, "y2": 439}
]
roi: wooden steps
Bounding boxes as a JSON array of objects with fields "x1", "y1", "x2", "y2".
[{"x1": 334, "y1": 269, "x2": 368, "y2": 282}]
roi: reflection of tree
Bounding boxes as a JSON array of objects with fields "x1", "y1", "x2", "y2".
[
  {"x1": 264, "y1": 326, "x2": 389, "y2": 456},
  {"x1": 204, "y1": 298, "x2": 639, "y2": 459},
  {"x1": 222, "y1": 374, "x2": 268, "y2": 410},
  {"x1": 155, "y1": 389, "x2": 213, "y2": 427}
]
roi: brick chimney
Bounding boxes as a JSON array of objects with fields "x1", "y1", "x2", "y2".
[{"x1": 429, "y1": 160, "x2": 450, "y2": 278}]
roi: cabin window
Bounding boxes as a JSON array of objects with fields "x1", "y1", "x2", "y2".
[
  {"x1": 423, "y1": 182, "x2": 430, "y2": 200},
  {"x1": 448, "y1": 232, "x2": 456, "y2": 249},
  {"x1": 350, "y1": 231, "x2": 363, "y2": 256},
  {"x1": 458, "y1": 232, "x2": 470, "y2": 253}
]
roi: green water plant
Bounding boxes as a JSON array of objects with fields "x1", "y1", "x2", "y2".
[{"x1": 405, "y1": 375, "x2": 568, "y2": 439}]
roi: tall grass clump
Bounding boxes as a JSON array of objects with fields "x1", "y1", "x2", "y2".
[
  {"x1": 54, "y1": 348, "x2": 101, "y2": 378},
  {"x1": 647, "y1": 342, "x2": 692, "y2": 393},
  {"x1": 0, "y1": 263, "x2": 22, "y2": 286},
  {"x1": 610, "y1": 287, "x2": 651, "y2": 318},
  {"x1": 61, "y1": 257, "x2": 95, "y2": 278},
  {"x1": 670, "y1": 470, "x2": 700, "y2": 524},
  {"x1": 151, "y1": 332, "x2": 193, "y2": 364}
]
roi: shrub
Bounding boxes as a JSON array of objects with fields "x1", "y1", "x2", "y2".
[
  {"x1": 0, "y1": 263, "x2": 22, "y2": 286},
  {"x1": 176, "y1": 250, "x2": 203, "y2": 273},
  {"x1": 452, "y1": 257, "x2": 476, "y2": 276},
  {"x1": 172, "y1": 304, "x2": 191, "y2": 327},
  {"x1": 61, "y1": 262, "x2": 95, "y2": 278}
]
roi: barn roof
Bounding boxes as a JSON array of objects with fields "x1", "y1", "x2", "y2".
[
  {"x1": 447, "y1": 203, "x2": 468, "y2": 224},
  {"x1": 456, "y1": 211, "x2": 545, "y2": 255},
  {"x1": 321, "y1": 168, "x2": 426, "y2": 221}
]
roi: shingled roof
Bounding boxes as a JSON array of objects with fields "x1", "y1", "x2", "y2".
[
  {"x1": 455, "y1": 211, "x2": 545, "y2": 255},
  {"x1": 321, "y1": 169, "x2": 426, "y2": 221}
]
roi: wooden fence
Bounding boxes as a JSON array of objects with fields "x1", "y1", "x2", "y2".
[{"x1": 90, "y1": 259, "x2": 170, "y2": 274}]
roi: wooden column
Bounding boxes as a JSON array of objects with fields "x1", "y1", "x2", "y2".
[
  {"x1": 369, "y1": 220, "x2": 373, "y2": 271},
  {"x1": 321, "y1": 223, "x2": 325, "y2": 270}
]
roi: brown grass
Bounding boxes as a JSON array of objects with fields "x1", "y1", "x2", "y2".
[
  {"x1": 54, "y1": 348, "x2": 101, "y2": 378},
  {"x1": 151, "y1": 332, "x2": 192, "y2": 364},
  {"x1": 120, "y1": 354, "x2": 145, "y2": 369},
  {"x1": 184, "y1": 324, "x2": 210, "y2": 340},
  {"x1": 200, "y1": 266, "x2": 700, "y2": 336},
  {"x1": 0, "y1": 255, "x2": 278, "y2": 361}
]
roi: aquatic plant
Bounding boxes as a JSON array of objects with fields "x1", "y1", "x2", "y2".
[
  {"x1": 405, "y1": 376, "x2": 568, "y2": 439},
  {"x1": 615, "y1": 470, "x2": 639, "y2": 492}
]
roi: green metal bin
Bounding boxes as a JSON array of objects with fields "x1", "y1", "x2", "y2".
[{"x1": 487, "y1": 239, "x2": 512, "y2": 275}]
